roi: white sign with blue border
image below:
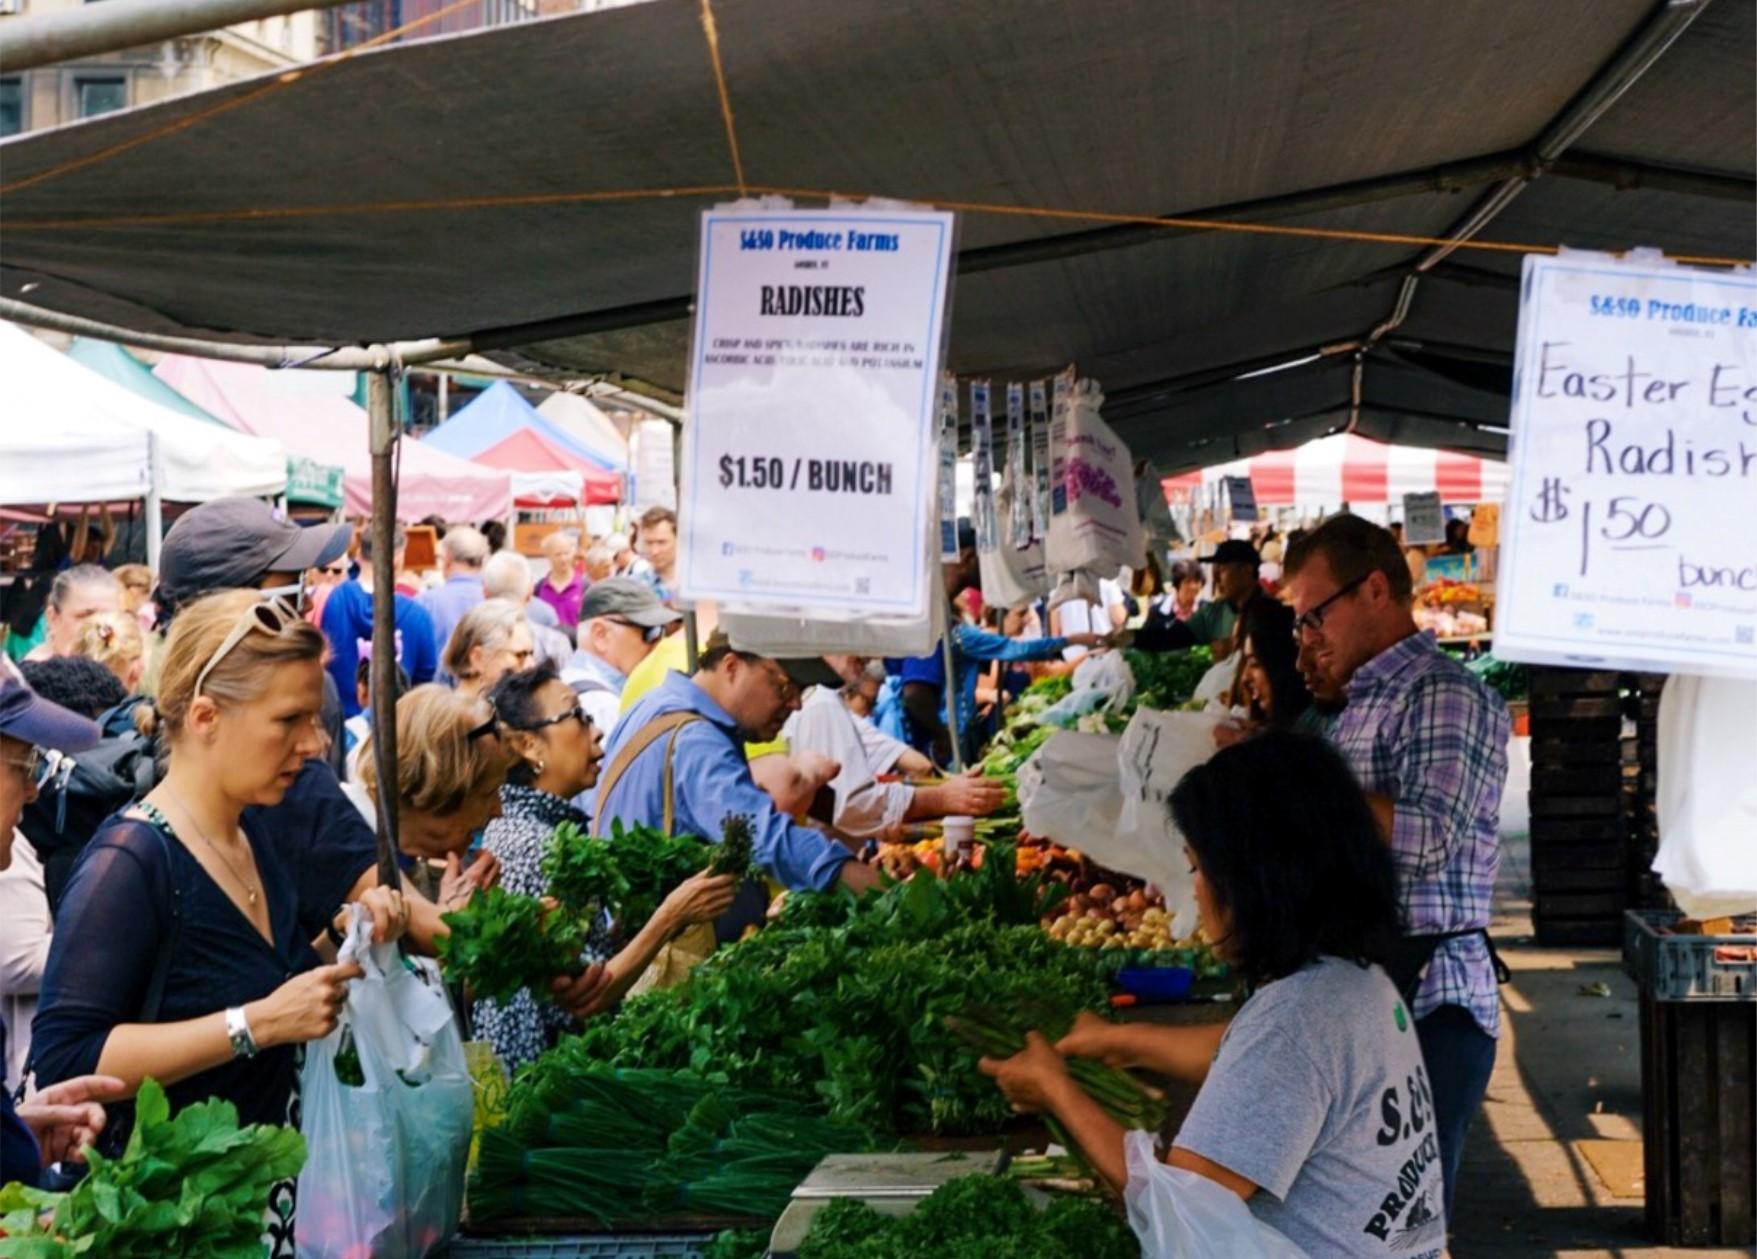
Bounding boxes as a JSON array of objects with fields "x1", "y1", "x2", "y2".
[
  {"x1": 1498, "y1": 253, "x2": 1757, "y2": 678},
  {"x1": 679, "y1": 206, "x2": 955, "y2": 616}
]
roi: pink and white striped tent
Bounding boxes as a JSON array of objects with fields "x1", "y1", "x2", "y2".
[{"x1": 1162, "y1": 433, "x2": 1508, "y2": 508}]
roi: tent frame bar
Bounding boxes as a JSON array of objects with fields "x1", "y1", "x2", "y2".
[
  {"x1": 0, "y1": 296, "x2": 470, "y2": 370},
  {"x1": 0, "y1": 0, "x2": 362, "y2": 72},
  {"x1": 1349, "y1": 0, "x2": 1717, "y2": 426}
]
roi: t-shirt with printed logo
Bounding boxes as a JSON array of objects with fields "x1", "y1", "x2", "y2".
[{"x1": 1173, "y1": 955, "x2": 1448, "y2": 1258}]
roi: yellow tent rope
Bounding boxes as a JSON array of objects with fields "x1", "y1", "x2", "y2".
[
  {"x1": 698, "y1": 0, "x2": 747, "y2": 198},
  {"x1": 4, "y1": 181, "x2": 1749, "y2": 270},
  {"x1": 0, "y1": 0, "x2": 489, "y2": 197}
]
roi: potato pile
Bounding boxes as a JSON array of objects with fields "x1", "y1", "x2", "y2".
[{"x1": 1043, "y1": 884, "x2": 1177, "y2": 951}]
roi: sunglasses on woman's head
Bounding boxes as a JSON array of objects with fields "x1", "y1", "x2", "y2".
[{"x1": 193, "y1": 597, "x2": 301, "y2": 698}]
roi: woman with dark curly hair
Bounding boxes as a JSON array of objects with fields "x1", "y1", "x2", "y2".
[{"x1": 979, "y1": 731, "x2": 1445, "y2": 1257}]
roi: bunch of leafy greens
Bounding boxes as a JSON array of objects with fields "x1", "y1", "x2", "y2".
[
  {"x1": 561, "y1": 842, "x2": 1106, "y2": 1136},
  {"x1": 468, "y1": 1062, "x2": 873, "y2": 1226},
  {"x1": 795, "y1": 1175, "x2": 1137, "y2": 1259},
  {"x1": 0, "y1": 1078, "x2": 305, "y2": 1259},
  {"x1": 707, "y1": 813, "x2": 756, "y2": 878},
  {"x1": 979, "y1": 723, "x2": 1055, "y2": 779},
  {"x1": 1465, "y1": 652, "x2": 1529, "y2": 703},
  {"x1": 543, "y1": 819, "x2": 717, "y2": 935},
  {"x1": 437, "y1": 884, "x2": 586, "y2": 1003},
  {"x1": 1125, "y1": 645, "x2": 1214, "y2": 711}
]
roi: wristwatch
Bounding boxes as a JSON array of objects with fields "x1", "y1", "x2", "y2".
[{"x1": 225, "y1": 1006, "x2": 259, "y2": 1059}]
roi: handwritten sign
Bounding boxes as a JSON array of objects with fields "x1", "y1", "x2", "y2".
[
  {"x1": 1498, "y1": 255, "x2": 1757, "y2": 678},
  {"x1": 681, "y1": 206, "x2": 955, "y2": 614},
  {"x1": 1403, "y1": 491, "x2": 1445, "y2": 545}
]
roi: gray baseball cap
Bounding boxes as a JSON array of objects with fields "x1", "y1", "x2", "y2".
[
  {"x1": 158, "y1": 497, "x2": 352, "y2": 610},
  {"x1": 579, "y1": 576, "x2": 681, "y2": 629}
]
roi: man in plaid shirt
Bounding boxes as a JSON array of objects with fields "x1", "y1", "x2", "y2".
[{"x1": 1284, "y1": 514, "x2": 1509, "y2": 1219}]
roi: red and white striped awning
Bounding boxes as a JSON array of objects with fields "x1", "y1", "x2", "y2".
[{"x1": 1161, "y1": 433, "x2": 1508, "y2": 507}]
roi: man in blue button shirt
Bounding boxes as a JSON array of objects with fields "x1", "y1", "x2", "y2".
[{"x1": 596, "y1": 634, "x2": 880, "y2": 896}]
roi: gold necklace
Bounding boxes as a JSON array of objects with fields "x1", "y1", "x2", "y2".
[{"x1": 165, "y1": 787, "x2": 261, "y2": 907}]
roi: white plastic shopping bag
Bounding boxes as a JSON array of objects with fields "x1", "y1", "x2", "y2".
[
  {"x1": 1018, "y1": 730, "x2": 1124, "y2": 844},
  {"x1": 1124, "y1": 1130, "x2": 1309, "y2": 1258},
  {"x1": 1071, "y1": 650, "x2": 1136, "y2": 711},
  {"x1": 1653, "y1": 675, "x2": 1757, "y2": 919},
  {"x1": 296, "y1": 908, "x2": 475, "y2": 1259}
]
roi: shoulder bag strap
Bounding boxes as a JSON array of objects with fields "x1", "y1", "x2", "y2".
[{"x1": 592, "y1": 711, "x2": 704, "y2": 837}]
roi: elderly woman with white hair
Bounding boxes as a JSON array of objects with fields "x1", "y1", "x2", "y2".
[{"x1": 442, "y1": 599, "x2": 534, "y2": 700}]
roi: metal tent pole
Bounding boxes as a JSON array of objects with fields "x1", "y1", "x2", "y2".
[
  {"x1": 144, "y1": 433, "x2": 164, "y2": 575},
  {"x1": 1, "y1": 0, "x2": 362, "y2": 73},
  {"x1": 939, "y1": 623, "x2": 963, "y2": 771},
  {"x1": 366, "y1": 364, "x2": 402, "y2": 892}
]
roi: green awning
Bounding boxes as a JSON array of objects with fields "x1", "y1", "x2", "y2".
[
  {"x1": 67, "y1": 337, "x2": 347, "y2": 508},
  {"x1": 285, "y1": 455, "x2": 345, "y2": 510}
]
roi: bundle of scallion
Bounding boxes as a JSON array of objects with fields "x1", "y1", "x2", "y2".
[
  {"x1": 470, "y1": 1063, "x2": 876, "y2": 1227},
  {"x1": 944, "y1": 1001, "x2": 1165, "y2": 1168}
]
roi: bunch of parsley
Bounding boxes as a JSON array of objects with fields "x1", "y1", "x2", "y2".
[{"x1": 437, "y1": 884, "x2": 587, "y2": 1003}]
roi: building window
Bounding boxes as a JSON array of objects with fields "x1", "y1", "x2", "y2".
[
  {"x1": 0, "y1": 78, "x2": 21, "y2": 137},
  {"x1": 76, "y1": 76, "x2": 126, "y2": 118}
]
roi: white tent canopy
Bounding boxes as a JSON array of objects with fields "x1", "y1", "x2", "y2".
[
  {"x1": 535, "y1": 392, "x2": 629, "y2": 469},
  {"x1": 0, "y1": 323, "x2": 288, "y2": 504}
]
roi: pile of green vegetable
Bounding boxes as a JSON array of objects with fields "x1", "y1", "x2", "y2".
[
  {"x1": 795, "y1": 1174, "x2": 1138, "y2": 1259},
  {"x1": 469, "y1": 1061, "x2": 873, "y2": 1225},
  {"x1": 1124, "y1": 645, "x2": 1214, "y2": 711},
  {"x1": 0, "y1": 1078, "x2": 306, "y2": 1259},
  {"x1": 548, "y1": 841, "x2": 1111, "y2": 1136},
  {"x1": 439, "y1": 814, "x2": 757, "y2": 1003},
  {"x1": 1465, "y1": 652, "x2": 1529, "y2": 703}
]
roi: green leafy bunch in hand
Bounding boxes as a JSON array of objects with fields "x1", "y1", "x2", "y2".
[
  {"x1": 438, "y1": 884, "x2": 587, "y2": 1003},
  {"x1": 0, "y1": 1078, "x2": 306, "y2": 1259}
]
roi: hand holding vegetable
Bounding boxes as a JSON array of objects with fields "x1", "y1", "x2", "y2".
[
  {"x1": 935, "y1": 773, "x2": 1007, "y2": 818},
  {"x1": 658, "y1": 870, "x2": 740, "y2": 931},
  {"x1": 978, "y1": 1030, "x2": 1073, "y2": 1114},
  {"x1": 245, "y1": 961, "x2": 361, "y2": 1048},
  {"x1": 1055, "y1": 1010, "x2": 1136, "y2": 1070},
  {"x1": 550, "y1": 960, "x2": 614, "y2": 1019}
]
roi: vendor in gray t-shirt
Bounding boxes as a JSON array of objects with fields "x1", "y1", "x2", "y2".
[{"x1": 980, "y1": 731, "x2": 1447, "y2": 1258}]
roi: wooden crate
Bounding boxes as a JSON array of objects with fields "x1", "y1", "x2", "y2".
[
  {"x1": 1525, "y1": 666, "x2": 1659, "y2": 941},
  {"x1": 1640, "y1": 997, "x2": 1757, "y2": 1245}
]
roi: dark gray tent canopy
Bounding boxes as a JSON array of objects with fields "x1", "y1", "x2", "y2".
[{"x1": 2, "y1": 0, "x2": 1751, "y2": 473}]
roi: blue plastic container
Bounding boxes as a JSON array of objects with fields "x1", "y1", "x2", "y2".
[{"x1": 1114, "y1": 966, "x2": 1195, "y2": 1001}]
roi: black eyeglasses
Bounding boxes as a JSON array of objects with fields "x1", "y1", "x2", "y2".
[
  {"x1": 515, "y1": 701, "x2": 590, "y2": 733},
  {"x1": 1293, "y1": 574, "x2": 1369, "y2": 640}
]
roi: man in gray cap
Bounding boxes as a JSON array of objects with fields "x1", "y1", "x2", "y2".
[
  {"x1": 560, "y1": 577, "x2": 681, "y2": 735},
  {"x1": 154, "y1": 496, "x2": 355, "y2": 774}
]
